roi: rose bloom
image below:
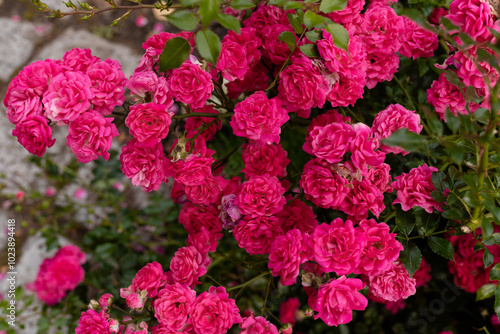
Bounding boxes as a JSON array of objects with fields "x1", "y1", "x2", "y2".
[
  {"x1": 261, "y1": 24, "x2": 297, "y2": 65},
  {"x1": 340, "y1": 178, "x2": 386, "y2": 220},
  {"x1": 447, "y1": 0, "x2": 495, "y2": 42},
  {"x1": 169, "y1": 246, "x2": 207, "y2": 288},
  {"x1": 364, "y1": 52, "x2": 400, "y2": 89},
  {"x1": 454, "y1": 47, "x2": 499, "y2": 98},
  {"x1": 187, "y1": 226, "x2": 223, "y2": 255},
  {"x1": 67, "y1": 110, "x2": 119, "y2": 163},
  {"x1": 427, "y1": 73, "x2": 470, "y2": 120},
  {"x1": 4, "y1": 77, "x2": 44, "y2": 125},
  {"x1": 226, "y1": 61, "x2": 270, "y2": 99},
  {"x1": 233, "y1": 215, "x2": 283, "y2": 255},
  {"x1": 75, "y1": 309, "x2": 112, "y2": 334},
  {"x1": 12, "y1": 59, "x2": 63, "y2": 97},
  {"x1": 131, "y1": 261, "x2": 166, "y2": 298},
  {"x1": 312, "y1": 276, "x2": 368, "y2": 327},
  {"x1": 62, "y1": 48, "x2": 99, "y2": 72},
  {"x1": 239, "y1": 314, "x2": 279, "y2": 334},
  {"x1": 311, "y1": 219, "x2": 366, "y2": 276},
  {"x1": 280, "y1": 297, "x2": 300, "y2": 326},
  {"x1": 42, "y1": 71, "x2": 95, "y2": 123},
  {"x1": 372, "y1": 103, "x2": 423, "y2": 155},
  {"x1": 392, "y1": 163, "x2": 442, "y2": 213},
  {"x1": 276, "y1": 198, "x2": 318, "y2": 234},
  {"x1": 399, "y1": 16, "x2": 438, "y2": 60},
  {"x1": 12, "y1": 115, "x2": 55, "y2": 157},
  {"x1": 127, "y1": 71, "x2": 174, "y2": 107},
  {"x1": 153, "y1": 283, "x2": 196, "y2": 330},
  {"x1": 303, "y1": 121, "x2": 355, "y2": 164},
  {"x1": 243, "y1": 4, "x2": 287, "y2": 36},
  {"x1": 189, "y1": 286, "x2": 243, "y2": 334},
  {"x1": 98, "y1": 293, "x2": 114, "y2": 309},
  {"x1": 413, "y1": 257, "x2": 432, "y2": 287},
  {"x1": 354, "y1": 219, "x2": 404, "y2": 276},
  {"x1": 235, "y1": 175, "x2": 286, "y2": 217},
  {"x1": 357, "y1": 5, "x2": 403, "y2": 55},
  {"x1": 120, "y1": 139, "x2": 170, "y2": 192},
  {"x1": 173, "y1": 154, "x2": 215, "y2": 187},
  {"x1": 125, "y1": 103, "x2": 173, "y2": 145},
  {"x1": 179, "y1": 202, "x2": 222, "y2": 234},
  {"x1": 278, "y1": 56, "x2": 329, "y2": 118},
  {"x1": 184, "y1": 176, "x2": 223, "y2": 206},
  {"x1": 230, "y1": 91, "x2": 289, "y2": 144},
  {"x1": 169, "y1": 59, "x2": 213, "y2": 109},
  {"x1": 366, "y1": 163, "x2": 393, "y2": 193},
  {"x1": 185, "y1": 105, "x2": 222, "y2": 142},
  {"x1": 219, "y1": 194, "x2": 242, "y2": 231},
  {"x1": 269, "y1": 229, "x2": 310, "y2": 286},
  {"x1": 327, "y1": 74, "x2": 366, "y2": 107},
  {"x1": 368, "y1": 261, "x2": 417, "y2": 302},
  {"x1": 326, "y1": 0, "x2": 364, "y2": 29}
]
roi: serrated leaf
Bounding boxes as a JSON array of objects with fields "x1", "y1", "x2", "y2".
[
  {"x1": 180, "y1": 0, "x2": 201, "y2": 6},
  {"x1": 325, "y1": 22, "x2": 349, "y2": 52},
  {"x1": 159, "y1": 37, "x2": 191, "y2": 71},
  {"x1": 431, "y1": 171, "x2": 447, "y2": 192},
  {"x1": 396, "y1": 209, "x2": 415, "y2": 236},
  {"x1": 229, "y1": 0, "x2": 255, "y2": 9},
  {"x1": 319, "y1": 0, "x2": 347, "y2": 13},
  {"x1": 491, "y1": 264, "x2": 500, "y2": 280},
  {"x1": 306, "y1": 30, "x2": 322, "y2": 43},
  {"x1": 400, "y1": 241, "x2": 422, "y2": 277},
  {"x1": 300, "y1": 44, "x2": 320, "y2": 58},
  {"x1": 428, "y1": 236, "x2": 455, "y2": 261},
  {"x1": 199, "y1": 0, "x2": 220, "y2": 28},
  {"x1": 196, "y1": 29, "x2": 221, "y2": 65},
  {"x1": 303, "y1": 10, "x2": 325, "y2": 30},
  {"x1": 475, "y1": 108, "x2": 491, "y2": 124},
  {"x1": 278, "y1": 31, "x2": 297, "y2": 51},
  {"x1": 476, "y1": 283, "x2": 496, "y2": 301},
  {"x1": 287, "y1": 13, "x2": 303, "y2": 35},
  {"x1": 440, "y1": 17, "x2": 459, "y2": 31},
  {"x1": 382, "y1": 128, "x2": 426, "y2": 151},
  {"x1": 284, "y1": 1, "x2": 304, "y2": 10},
  {"x1": 167, "y1": 10, "x2": 199, "y2": 31},
  {"x1": 446, "y1": 141, "x2": 466, "y2": 164},
  {"x1": 484, "y1": 197, "x2": 500, "y2": 225},
  {"x1": 217, "y1": 13, "x2": 241, "y2": 33},
  {"x1": 268, "y1": 0, "x2": 286, "y2": 5},
  {"x1": 484, "y1": 248, "x2": 494, "y2": 268},
  {"x1": 484, "y1": 233, "x2": 500, "y2": 246},
  {"x1": 494, "y1": 285, "x2": 500, "y2": 320}
]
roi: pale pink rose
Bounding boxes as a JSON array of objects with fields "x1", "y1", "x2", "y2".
[
  {"x1": 354, "y1": 219, "x2": 404, "y2": 276},
  {"x1": 391, "y1": 164, "x2": 442, "y2": 213},
  {"x1": 280, "y1": 297, "x2": 300, "y2": 326},
  {"x1": 169, "y1": 246, "x2": 207, "y2": 288},
  {"x1": 312, "y1": 276, "x2": 368, "y2": 326},
  {"x1": 62, "y1": 48, "x2": 99, "y2": 72},
  {"x1": 399, "y1": 16, "x2": 438, "y2": 59},
  {"x1": 179, "y1": 202, "x2": 222, "y2": 234},
  {"x1": 368, "y1": 261, "x2": 416, "y2": 301},
  {"x1": 67, "y1": 110, "x2": 119, "y2": 163},
  {"x1": 300, "y1": 158, "x2": 349, "y2": 209},
  {"x1": 169, "y1": 60, "x2": 213, "y2": 109},
  {"x1": 241, "y1": 142, "x2": 289, "y2": 179},
  {"x1": 311, "y1": 220, "x2": 366, "y2": 275},
  {"x1": 269, "y1": 229, "x2": 310, "y2": 286},
  {"x1": 42, "y1": 71, "x2": 94, "y2": 123},
  {"x1": 127, "y1": 71, "x2": 174, "y2": 107},
  {"x1": 153, "y1": 283, "x2": 196, "y2": 330},
  {"x1": 276, "y1": 198, "x2": 318, "y2": 234},
  {"x1": 303, "y1": 122, "x2": 355, "y2": 164},
  {"x1": 226, "y1": 62, "x2": 270, "y2": 99},
  {"x1": 75, "y1": 310, "x2": 112, "y2": 334},
  {"x1": 372, "y1": 103, "x2": 423, "y2": 155},
  {"x1": 73, "y1": 188, "x2": 87, "y2": 200},
  {"x1": 427, "y1": 73, "x2": 471, "y2": 120},
  {"x1": 278, "y1": 56, "x2": 329, "y2": 118},
  {"x1": 261, "y1": 24, "x2": 297, "y2": 65},
  {"x1": 235, "y1": 175, "x2": 286, "y2": 217},
  {"x1": 87, "y1": 58, "x2": 127, "y2": 116},
  {"x1": 365, "y1": 52, "x2": 400, "y2": 89},
  {"x1": 120, "y1": 140, "x2": 170, "y2": 192},
  {"x1": 125, "y1": 103, "x2": 173, "y2": 145},
  {"x1": 4, "y1": 77, "x2": 43, "y2": 125},
  {"x1": 233, "y1": 215, "x2": 283, "y2": 255},
  {"x1": 12, "y1": 116, "x2": 55, "y2": 157},
  {"x1": 230, "y1": 91, "x2": 289, "y2": 144},
  {"x1": 135, "y1": 15, "x2": 148, "y2": 27},
  {"x1": 190, "y1": 286, "x2": 242, "y2": 334},
  {"x1": 132, "y1": 261, "x2": 167, "y2": 298},
  {"x1": 239, "y1": 314, "x2": 279, "y2": 334},
  {"x1": 98, "y1": 293, "x2": 114, "y2": 309},
  {"x1": 217, "y1": 27, "x2": 261, "y2": 81},
  {"x1": 447, "y1": 0, "x2": 495, "y2": 42}
]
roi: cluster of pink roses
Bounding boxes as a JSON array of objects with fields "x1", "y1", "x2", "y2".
[
  {"x1": 5, "y1": 48, "x2": 125, "y2": 162},
  {"x1": 34, "y1": 245, "x2": 86, "y2": 305}
]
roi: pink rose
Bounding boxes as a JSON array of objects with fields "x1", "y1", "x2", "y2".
[
  {"x1": 399, "y1": 16, "x2": 438, "y2": 60},
  {"x1": 127, "y1": 71, "x2": 174, "y2": 107},
  {"x1": 226, "y1": 62, "x2": 270, "y2": 99},
  {"x1": 414, "y1": 258, "x2": 432, "y2": 287},
  {"x1": 358, "y1": 5, "x2": 403, "y2": 55},
  {"x1": 427, "y1": 73, "x2": 471, "y2": 120},
  {"x1": 67, "y1": 110, "x2": 119, "y2": 163},
  {"x1": 185, "y1": 105, "x2": 222, "y2": 142},
  {"x1": 244, "y1": 5, "x2": 287, "y2": 35},
  {"x1": 131, "y1": 261, "x2": 166, "y2": 298},
  {"x1": 350, "y1": 122, "x2": 385, "y2": 174},
  {"x1": 311, "y1": 220, "x2": 366, "y2": 275},
  {"x1": 173, "y1": 154, "x2": 214, "y2": 187},
  {"x1": 230, "y1": 91, "x2": 289, "y2": 144},
  {"x1": 261, "y1": 24, "x2": 297, "y2": 65},
  {"x1": 312, "y1": 276, "x2": 368, "y2": 327},
  {"x1": 62, "y1": 48, "x2": 99, "y2": 72},
  {"x1": 219, "y1": 194, "x2": 242, "y2": 231},
  {"x1": 75, "y1": 310, "x2": 112, "y2": 334},
  {"x1": 276, "y1": 198, "x2": 317, "y2": 234},
  {"x1": 179, "y1": 202, "x2": 222, "y2": 234},
  {"x1": 368, "y1": 261, "x2": 416, "y2": 301},
  {"x1": 12, "y1": 59, "x2": 63, "y2": 97},
  {"x1": 303, "y1": 122, "x2": 355, "y2": 164},
  {"x1": 153, "y1": 283, "x2": 196, "y2": 330},
  {"x1": 233, "y1": 215, "x2": 283, "y2": 255},
  {"x1": 189, "y1": 286, "x2": 242, "y2": 334},
  {"x1": 187, "y1": 226, "x2": 222, "y2": 256},
  {"x1": 280, "y1": 297, "x2": 300, "y2": 326},
  {"x1": 169, "y1": 60, "x2": 213, "y2": 109},
  {"x1": 235, "y1": 175, "x2": 286, "y2": 217},
  {"x1": 365, "y1": 52, "x2": 400, "y2": 89},
  {"x1": 241, "y1": 142, "x2": 289, "y2": 179},
  {"x1": 120, "y1": 139, "x2": 170, "y2": 192},
  {"x1": 239, "y1": 314, "x2": 279, "y2": 334},
  {"x1": 326, "y1": 0, "x2": 364, "y2": 29},
  {"x1": 4, "y1": 77, "x2": 43, "y2": 125},
  {"x1": 169, "y1": 246, "x2": 207, "y2": 288},
  {"x1": 447, "y1": 0, "x2": 495, "y2": 42},
  {"x1": 366, "y1": 163, "x2": 393, "y2": 193},
  {"x1": 98, "y1": 293, "x2": 114, "y2": 309},
  {"x1": 12, "y1": 115, "x2": 55, "y2": 157},
  {"x1": 318, "y1": 33, "x2": 367, "y2": 80},
  {"x1": 125, "y1": 103, "x2": 173, "y2": 145},
  {"x1": 327, "y1": 75, "x2": 366, "y2": 107},
  {"x1": 340, "y1": 178, "x2": 386, "y2": 220}
]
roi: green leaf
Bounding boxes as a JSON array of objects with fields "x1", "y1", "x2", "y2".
[
  {"x1": 440, "y1": 17, "x2": 459, "y2": 31},
  {"x1": 229, "y1": 0, "x2": 255, "y2": 9},
  {"x1": 325, "y1": 23, "x2": 349, "y2": 52},
  {"x1": 217, "y1": 13, "x2": 241, "y2": 33},
  {"x1": 319, "y1": 0, "x2": 347, "y2": 13},
  {"x1": 495, "y1": 285, "x2": 500, "y2": 320},
  {"x1": 303, "y1": 10, "x2": 325, "y2": 30},
  {"x1": 306, "y1": 30, "x2": 322, "y2": 43},
  {"x1": 180, "y1": 0, "x2": 201, "y2": 6},
  {"x1": 428, "y1": 236, "x2": 455, "y2": 261},
  {"x1": 199, "y1": 0, "x2": 220, "y2": 28},
  {"x1": 484, "y1": 248, "x2": 494, "y2": 268},
  {"x1": 299, "y1": 44, "x2": 320, "y2": 58},
  {"x1": 396, "y1": 209, "x2": 415, "y2": 236},
  {"x1": 484, "y1": 196, "x2": 500, "y2": 225},
  {"x1": 287, "y1": 13, "x2": 303, "y2": 35},
  {"x1": 444, "y1": 110, "x2": 461, "y2": 132},
  {"x1": 167, "y1": 10, "x2": 199, "y2": 31},
  {"x1": 159, "y1": 37, "x2": 191, "y2": 71},
  {"x1": 278, "y1": 31, "x2": 297, "y2": 51},
  {"x1": 382, "y1": 128, "x2": 426, "y2": 151},
  {"x1": 446, "y1": 141, "x2": 466, "y2": 164},
  {"x1": 284, "y1": 1, "x2": 304, "y2": 10},
  {"x1": 196, "y1": 29, "x2": 221, "y2": 65},
  {"x1": 475, "y1": 108, "x2": 491, "y2": 124},
  {"x1": 400, "y1": 8, "x2": 436, "y2": 32},
  {"x1": 476, "y1": 283, "x2": 496, "y2": 301},
  {"x1": 491, "y1": 264, "x2": 500, "y2": 281},
  {"x1": 400, "y1": 241, "x2": 422, "y2": 277},
  {"x1": 268, "y1": 0, "x2": 286, "y2": 5},
  {"x1": 484, "y1": 233, "x2": 500, "y2": 246},
  {"x1": 431, "y1": 171, "x2": 447, "y2": 192}
]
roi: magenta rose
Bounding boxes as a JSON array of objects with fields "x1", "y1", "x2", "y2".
[
  {"x1": 280, "y1": 297, "x2": 300, "y2": 326},
  {"x1": 4, "y1": 77, "x2": 43, "y2": 125},
  {"x1": 12, "y1": 115, "x2": 55, "y2": 157},
  {"x1": 365, "y1": 52, "x2": 400, "y2": 89},
  {"x1": 13, "y1": 59, "x2": 63, "y2": 97},
  {"x1": 173, "y1": 153, "x2": 214, "y2": 187},
  {"x1": 127, "y1": 71, "x2": 174, "y2": 107},
  {"x1": 276, "y1": 198, "x2": 318, "y2": 234},
  {"x1": 235, "y1": 175, "x2": 286, "y2": 217},
  {"x1": 241, "y1": 142, "x2": 289, "y2": 179},
  {"x1": 239, "y1": 314, "x2": 279, "y2": 334},
  {"x1": 125, "y1": 103, "x2": 173, "y2": 145},
  {"x1": 368, "y1": 261, "x2": 416, "y2": 302},
  {"x1": 169, "y1": 59, "x2": 213, "y2": 109},
  {"x1": 399, "y1": 16, "x2": 438, "y2": 59},
  {"x1": 233, "y1": 215, "x2": 283, "y2": 255},
  {"x1": 189, "y1": 286, "x2": 243, "y2": 334},
  {"x1": 303, "y1": 122, "x2": 355, "y2": 164},
  {"x1": 350, "y1": 122, "x2": 385, "y2": 174},
  {"x1": 427, "y1": 72, "x2": 471, "y2": 120},
  {"x1": 340, "y1": 178, "x2": 386, "y2": 220},
  {"x1": 169, "y1": 246, "x2": 207, "y2": 288},
  {"x1": 179, "y1": 202, "x2": 222, "y2": 234},
  {"x1": 67, "y1": 110, "x2": 119, "y2": 163},
  {"x1": 261, "y1": 24, "x2": 297, "y2": 65},
  {"x1": 131, "y1": 261, "x2": 167, "y2": 298},
  {"x1": 75, "y1": 310, "x2": 112, "y2": 334},
  {"x1": 153, "y1": 283, "x2": 196, "y2": 330},
  {"x1": 447, "y1": 0, "x2": 495, "y2": 42},
  {"x1": 62, "y1": 48, "x2": 99, "y2": 72}
]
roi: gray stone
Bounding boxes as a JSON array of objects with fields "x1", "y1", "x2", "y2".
[{"x1": 34, "y1": 28, "x2": 142, "y2": 77}]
